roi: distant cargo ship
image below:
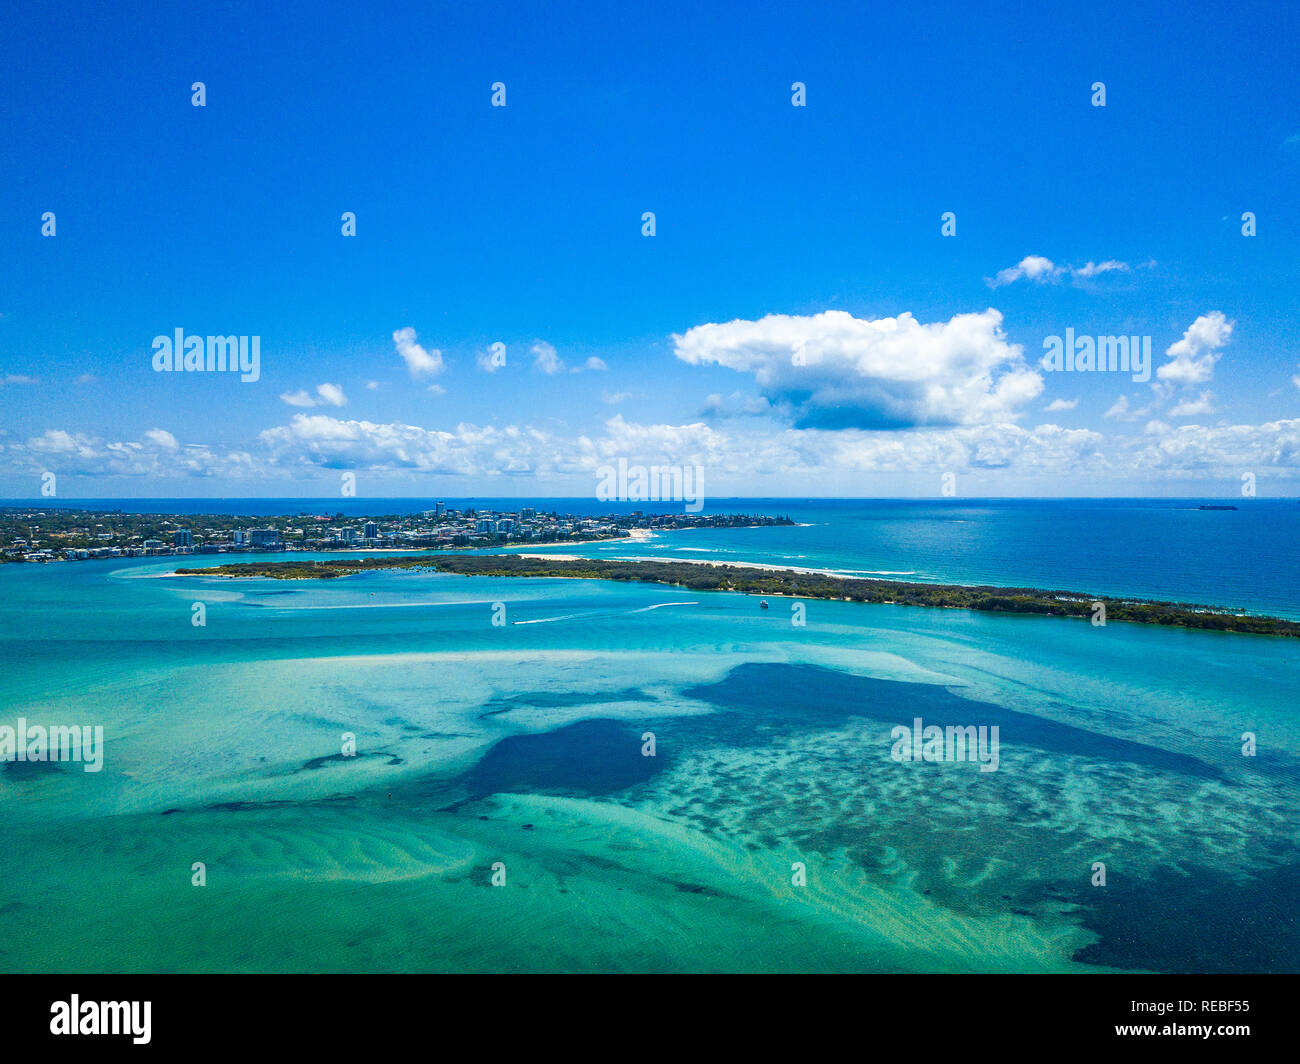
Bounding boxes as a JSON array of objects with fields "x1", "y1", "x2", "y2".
[{"x1": 1198, "y1": 504, "x2": 1238, "y2": 510}]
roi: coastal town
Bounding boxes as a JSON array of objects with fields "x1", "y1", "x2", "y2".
[{"x1": 0, "y1": 504, "x2": 794, "y2": 564}]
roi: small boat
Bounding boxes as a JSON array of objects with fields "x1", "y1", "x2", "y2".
[{"x1": 759, "y1": 599, "x2": 769, "y2": 609}]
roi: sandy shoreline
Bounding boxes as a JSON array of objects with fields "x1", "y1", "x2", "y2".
[{"x1": 509, "y1": 552, "x2": 855, "y2": 579}]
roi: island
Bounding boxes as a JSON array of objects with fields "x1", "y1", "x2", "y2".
[{"x1": 174, "y1": 554, "x2": 1300, "y2": 638}]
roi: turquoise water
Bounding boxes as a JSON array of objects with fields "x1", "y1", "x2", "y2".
[{"x1": 0, "y1": 508, "x2": 1297, "y2": 972}]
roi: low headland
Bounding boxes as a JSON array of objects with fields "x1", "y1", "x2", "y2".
[{"x1": 174, "y1": 553, "x2": 1300, "y2": 638}]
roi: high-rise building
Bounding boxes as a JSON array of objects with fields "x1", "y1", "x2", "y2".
[
  {"x1": 173, "y1": 529, "x2": 193, "y2": 548},
  {"x1": 520, "y1": 508, "x2": 535, "y2": 520},
  {"x1": 435, "y1": 501, "x2": 445, "y2": 516},
  {"x1": 249, "y1": 529, "x2": 281, "y2": 548},
  {"x1": 495, "y1": 519, "x2": 514, "y2": 534},
  {"x1": 363, "y1": 522, "x2": 378, "y2": 539},
  {"x1": 340, "y1": 527, "x2": 358, "y2": 544}
]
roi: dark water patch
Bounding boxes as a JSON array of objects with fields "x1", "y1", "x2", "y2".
[
  {"x1": 461, "y1": 718, "x2": 665, "y2": 799},
  {"x1": 674, "y1": 881, "x2": 720, "y2": 896},
  {"x1": 683, "y1": 663, "x2": 1227, "y2": 782},
  {"x1": 3, "y1": 759, "x2": 63, "y2": 780},
  {"x1": 476, "y1": 687, "x2": 655, "y2": 720},
  {"x1": 300, "y1": 750, "x2": 403, "y2": 771},
  {"x1": 1054, "y1": 861, "x2": 1300, "y2": 972},
  {"x1": 1240, "y1": 748, "x2": 1300, "y2": 783},
  {"x1": 205, "y1": 799, "x2": 295, "y2": 813}
]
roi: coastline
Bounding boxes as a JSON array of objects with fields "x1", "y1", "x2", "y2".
[{"x1": 173, "y1": 553, "x2": 1300, "y2": 638}]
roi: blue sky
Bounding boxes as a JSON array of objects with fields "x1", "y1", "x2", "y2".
[{"x1": 1, "y1": 0, "x2": 1297, "y2": 497}]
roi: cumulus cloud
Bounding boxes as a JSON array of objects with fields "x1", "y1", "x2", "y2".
[
  {"x1": 573, "y1": 356, "x2": 608, "y2": 373},
  {"x1": 393, "y1": 327, "x2": 444, "y2": 378},
  {"x1": 989, "y1": 255, "x2": 1062, "y2": 287},
  {"x1": 256, "y1": 414, "x2": 583, "y2": 478},
  {"x1": 1104, "y1": 395, "x2": 1145, "y2": 421},
  {"x1": 1044, "y1": 398, "x2": 1078, "y2": 412},
  {"x1": 143, "y1": 428, "x2": 178, "y2": 450},
  {"x1": 6, "y1": 414, "x2": 1300, "y2": 487},
  {"x1": 673, "y1": 309, "x2": 1042, "y2": 430},
  {"x1": 1131, "y1": 418, "x2": 1300, "y2": 478},
  {"x1": 1157, "y1": 312, "x2": 1231, "y2": 389},
  {"x1": 8, "y1": 429, "x2": 257, "y2": 479},
  {"x1": 280, "y1": 383, "x2": 348, "y2": 408},
  {"x1": 531, "y1": 341, "x2": 562, "y2": 374},
  {"x1": 1168, "y1": 391, "x2": 1215, "y2": 417}
]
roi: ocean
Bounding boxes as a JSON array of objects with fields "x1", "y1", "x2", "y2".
[{"x1": 0, "y1": 499, "x2": 1297, "y2": 972}]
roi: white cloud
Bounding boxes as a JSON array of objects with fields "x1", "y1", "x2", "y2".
[
  {"x1": 989, "y1": 255, "x2": 1062, "y2": 287},
  {"x1": 393, "y1": 327, "x2": 444, "y2": 378},
  {"x1": 1157, "y1": 312, "x2": 1231, "y2": 389},
  {"x1": 673, "y1": 308, "x2": 1042, "y2": 430},
  {"x1": 1105, "y1": 395, "x2": 1136, "y2": 421},
  {"x1": 573, "y1": 356, "x2": 607, "y2": 373},
  {"x1": 1131, "y1": 418, "x2": 1300, "y2": 477},
  {"x1": 531, "y1": 341, "x2": 563, "y2": 374},
  {"x1": 143, "y1": 428, "x2": 178, "y2": 450},
  {"x1": 1072, "y1": 260, "x2": 1130, "y2": 279},
  {"x1": 1168, "y1": 391, "x2": 1215, "y2": 417},
  {"x1": 1044, "y1": 398, "x2": 1078, "y2": 412},
  {"x1": 280, "y1": 383, "x2": 348, "y2": 408},
  {"x1": 7, "y1": 414, "x2": 1300, "y2": 487},
  {"x1": 1, "y1": 374, "x2": 36, "y2": 385},
  {"x1": 315, "y1": 383, "x2": 346, "y2": 407},
  {"x1": 703, "y1": 391, "x2": 777, "y2": 418},
  {"x1": 987, "y1": 255, "x2": 1148, "y2": 288}
]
